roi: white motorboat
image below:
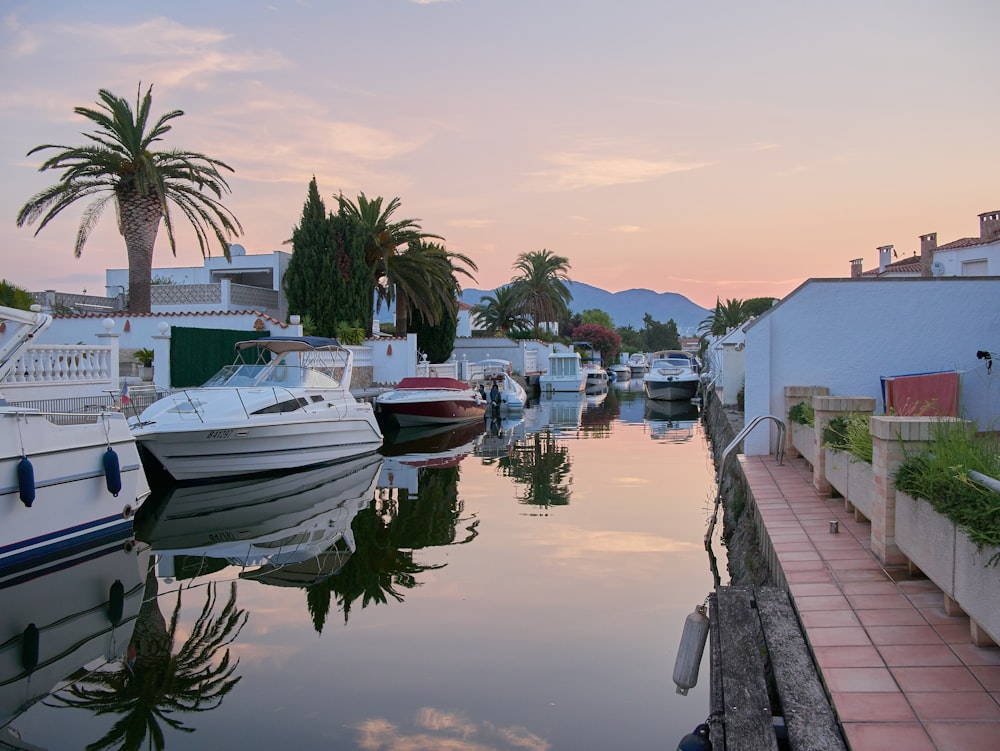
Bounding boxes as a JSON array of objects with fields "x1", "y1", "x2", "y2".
[
  {"x1": 628, "y1": 352, "x2": 650, "y2": 377},
  {"x1": 469, "y1": 359, "x2": 528, "y2": 412},
  {"x1": 643, "y1": 350, "x2": 702, "y2": 402},
  {"x1": 129, "y1": 336, "x2": 382, "y2": 481},
  {"x1": 138, "y1": 453, "x2": 382, "y2": 588},
  {"x1": 538, "y1": 350, "x2": 588, "y2": 393},
  {"x1": 573, "y1": 341, "x2": 610, "y2": 390},
  {"x1": 608, "y1": 361, "x2": 631, "y2": 382},
  {"x1": 375, "y1": 376, "x2": 487, "y2": 427},
  {"x1": 1, "y1": 305, "x2": 150, "y2": 583}
]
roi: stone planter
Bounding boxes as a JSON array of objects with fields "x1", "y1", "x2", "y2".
[
  {"x1": 790, "y1": 423, "x2": 814, "y2": 466},
  {"x1": 824, "y1": 448, "x2": 849, "y2": 498},
  {"x1": 955, "y1": 533, "x2": 1000, "y2": 645},
  {"x1": 846, "y1": 459, "x2": 874, "y2": 521},
  {"x1": 895, "y1": 492, "x2": 1000, "y2": 644}
]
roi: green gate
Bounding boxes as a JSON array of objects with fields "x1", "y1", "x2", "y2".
[{"x1": 169, "y1": 326, "x2": 270, "y2": 387}]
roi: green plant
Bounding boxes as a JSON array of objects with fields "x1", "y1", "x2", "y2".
[
  {"x1": 335, "y1": 320, "x2": 366, "y2": 345},
  {"x1": 133, "y1": 347, "x2": 155, "y2": 366},
  {"x1": 788, "y1": 400, "x2": 814, "y2": 426},
  {"x1": 823, "y1": 413, "x2": 872, "y2": 463},
  {"x1": 894, "y1": 423, "x2": 1000, "y2": 563}
]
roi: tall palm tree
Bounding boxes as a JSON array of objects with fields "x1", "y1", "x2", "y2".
[
  {"x1": 387, "y1": 241, "x2": 478, "y2": 335},
  {"x1": 698, "y1": 297, "x2": 749, "y2": 338},
  {"x1": 16, "y1": 84, "x2": 242, "y2": 313},
  {"x1": 472, "y1": 285, "x2": 532, "y2": 336},
  {"x1": 509, "y1": 249, "x2": 572, "y2": 331},
  {"x1": 335, "y1": 193, "x2": 444, "y2": 334}
]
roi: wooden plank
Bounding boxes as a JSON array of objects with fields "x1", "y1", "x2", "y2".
[
  {"x1": 707, "y1": 592, "x2": 726, "y2": 750},
  {"x1": 755, "y1": 587, "x2": 847, "y2": 751},
  {"x1": 715, "y1": 587, "x2": 778, "y2": 751}
]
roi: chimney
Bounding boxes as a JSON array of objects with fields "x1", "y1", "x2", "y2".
[
  {"x1": 919, "y1": 232, "x2": 937, "y2": 277},
  {"x1": 850, "y1": 258, "x2": 864, "y2": 279},
  {"x1": 877, "y1": 245, "x2": 894, "y2": 274},
  {"x1": 979, "y1": 211, "x2": 1000, "y2": 241}
]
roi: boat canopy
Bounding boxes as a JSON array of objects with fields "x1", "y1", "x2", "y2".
[{"x1": 234, "y1": 336, "x2": 343, "y2": 354}]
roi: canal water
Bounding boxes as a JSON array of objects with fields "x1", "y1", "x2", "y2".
[{"x1": 5, "y1": 382, "x2": 724, "y2": 750}]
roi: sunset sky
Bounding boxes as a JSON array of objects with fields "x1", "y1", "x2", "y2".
[{"x1": 2, "y1": 1, "x2": 997, "y2": 310}]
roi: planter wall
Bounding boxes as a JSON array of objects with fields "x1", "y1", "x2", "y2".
[
  {"x1": 824, "y1": 448, "x2": 849, "y2": 498},
  {"x1": 846, "y1": 460, "x2": 874, "y2": 521},
  {"x1": 895, "y1": 491, "x2": 1000, "y2": 645},
  {"x1": 955, "y1": 534, "x2": 1000, "y2": 645},
  {"x1": 790, "y1": 423, "x2": 814, "y2": 466}
]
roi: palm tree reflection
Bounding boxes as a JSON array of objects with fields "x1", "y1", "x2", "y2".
[
  {"x1": 49, "y1": 558, "x2": 247, "y2": 751},
  {"x1": 499, "y1": 430, "x2": 572, "y2": 508},
  {"x1": 308, "y1": 465, "x2": 479, "y2": 632}
]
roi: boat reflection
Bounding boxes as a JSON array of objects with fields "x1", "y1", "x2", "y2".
[
  {"x1": 135, "y1": 454, "x2": 383, "y2": 588},
  {"x1": 643, "y1": 399, "x2": 701, "y2": 442},
  {"x1": 379, "y1": 420, "x2": 485, "y2": 496},
  {"x1": 477, "y1": 413, "x2": 526, "y2": 460},
  {"x1": 523, "y1": 392, "x2": 584, "y2": 435},
  {"x1": 0, "y1": 537, "x2": 148, "y2": 738}
]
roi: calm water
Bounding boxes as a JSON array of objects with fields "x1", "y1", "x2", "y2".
[{"x1": 5, "y1": 381, "x2": 723, "y2": 751}]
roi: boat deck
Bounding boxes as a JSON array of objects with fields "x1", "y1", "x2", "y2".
[{"x1": 739, "y1": 454, "x2": 1000, "y2": 751}]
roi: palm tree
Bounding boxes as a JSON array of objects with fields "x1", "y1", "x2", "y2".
[
  {"x1": 698, "y1": 297, "x2": 749, "y2": 338},
  {"x1": 472, "y1": 285, "x2": 531, "y2": 336},
  {"x1": 509, "y1": 249, "x2": 572, "y2": 331},
  {"x1": 16, "y1": 84, "x2": 242, "y2": 313},
  {"x1": 335, "y1": 193, "x2": 444, "y2": 334},
  {"x1": 387, "y1": 241, "x2": 478, "y2": 335}
]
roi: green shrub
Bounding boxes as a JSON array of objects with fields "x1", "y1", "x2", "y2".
[
  {"x1": 335, "y1": 320, "x2": 366, "y2": 345},
  {"x1": 894, "y1": 423, "x2": 1000, "y2": 563},
  {"x1": 788, "y1": 400, "x2": 814, "y2": 426},
  {"x1": 823, "y1": 413, "x2": 872, "y2": 463},
  {"x1": 133, "y1": 348, "x2": 155, "y2": 366}
]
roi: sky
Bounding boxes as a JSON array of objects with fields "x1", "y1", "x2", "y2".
[{"x1": 2, "y1": 0, "x2": 998, "y2": 310}]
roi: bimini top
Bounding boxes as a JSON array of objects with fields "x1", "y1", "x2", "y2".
[{"x1": 234, "y1": 336, "x2": 343, "y2": 354}]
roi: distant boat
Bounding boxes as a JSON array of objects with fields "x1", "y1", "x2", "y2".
[
  {"x1": 573, "y1": 341, "x2": 610, "y2": 391},
  {"x1": 608, "y1": 361, "x2": 631, "y2": 381},
  {"x1": 643, "y1": 350, "x2": 701, "y2": 401},
  {"x1": 468, "y1": 359, "x2": 528, "y2": 412},
  {"x1": 628, "y1": 352, "x2": 650, "y2": 377},
  {"x1": 375, "y1": 377, "x2": 487, "y2": 427},
  {"x1": 539, "y1": 350, "x2": 588, "y2": 393}
]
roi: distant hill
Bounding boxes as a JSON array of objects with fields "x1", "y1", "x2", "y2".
[{"x1": 460, "y1": 281, "x2": 710, "y2": 334}]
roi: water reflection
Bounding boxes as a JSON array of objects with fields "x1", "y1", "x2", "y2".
[
  {"x1": 0, "y1": 537, "x2": 147, "y2": 746},
  {"x1": 137, "y1": 453, "x2": 383, "y2": 588},
  {"x1": 52, "y1": 565, "x2": 246, "y2": 751},
  {"x1": 643, "y1": 399, "x2": 701, "y2": 443}
]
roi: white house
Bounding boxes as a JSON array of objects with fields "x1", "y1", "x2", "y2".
[
  {"x1": 850, "y1": 210, "x2": 1000, "y2": 279},
  {"x1": 741, "y1": 277, "x2": 1000, "y2": 456}
]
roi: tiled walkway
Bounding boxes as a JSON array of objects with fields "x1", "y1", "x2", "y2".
[{"x1": 738, "y1": 454, "x2": 1000, "y2": 751}]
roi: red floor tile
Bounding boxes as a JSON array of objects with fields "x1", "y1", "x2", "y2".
[
  {"x1": 800, "y1": 609, "x2": 862, "y2": 628},
  {"x1": 925, "y1": 721, "x2": 1000, "y2": 751},
  {"x1": 830, "y1": 691, "x2": 915, "y2": 722},
  {"x1": 823, "y1": 666, "x2": 899, "y2": 692},
  {"x1": 867, "y1": 626, "x2": 945, "y2": 646},
  {"x1": 807, "y1": 626, "x2": 873, "y2": 647},
  {"x1": 908, "y1": 691, "x2": 1000, "y2": 721},
  {"x1": 891, "y1": 666, "x2": 983, "y2": 692},
  {"x1": 841, "y1": 722, "x2": 935, "y2": 751},
  {"x1": 813, "y1": 645, "x2": 884, "y2": 669},
  {"x1": 878, "y1": 644, "x2": 962, "y2": 667},
  {"x1": 857, "y1": 608, "x2": 928, "y2": 627},
  {"x1": 970, "y1": 666, "x2": 1000, "y2": 691}
]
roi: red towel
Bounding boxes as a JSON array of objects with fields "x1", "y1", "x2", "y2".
[{"x1": 885, "y1": 371, "x2": 960, "y2": 416}]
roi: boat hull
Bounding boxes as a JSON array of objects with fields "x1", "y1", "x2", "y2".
[
  {"x1": 376, "y1": 397, "x2": 486, "y2": 427},
  {"x1": 643, "y1": 377, "x2": 700, "y2": 401},
  {"x1": 133, "y1": 412, "x2": 383, "y2": 481},
  {"x1": 1, "y1": 410, "x2": 149, "y2": 583}
]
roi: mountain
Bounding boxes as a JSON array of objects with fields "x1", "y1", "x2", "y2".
[{"x1": 460, "y1": 281, "x2": 710, "y2": 334}]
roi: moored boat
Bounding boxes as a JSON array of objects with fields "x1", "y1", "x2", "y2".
[
  {"x1": 129, "y1": 336, "x2": 382, "y2": 481},
  {"x1": 643, "y1": 350, "x2": 701, "y2": 401},
  {"x1": 1, "y1": 305, "x2": 150, "y2": 582},
  {"x1": 628, "y1": 352, "x2": 650, "y2": 377},
  {"x1": 539, "y1": 350, "x2": 588, "y2": 393},
  {"x1": 375, "y1": 376, "x2": 486, "y2": 427},
  {"x1": 469, "y1": 359, "x2": 528, "y2": 412}
]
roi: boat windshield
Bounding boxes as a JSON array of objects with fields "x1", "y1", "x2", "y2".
[{"x1": 203, "y1": 360, "x2": 342, "y2": 389}]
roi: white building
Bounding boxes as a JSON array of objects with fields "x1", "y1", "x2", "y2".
[
  {"x1": 106, "y1": 244, "x2": 291, "y2": 321},
  {"x1": 740, "y1": 277, "x2": 1000, "y2": 456},
  {"x1": 850, "y1": 210, "x2": 1000, "y2": 279}
]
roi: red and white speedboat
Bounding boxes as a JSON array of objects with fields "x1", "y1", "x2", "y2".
[{"x1": 374, "y1": 377, "x2": 486, "y2": 427}]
